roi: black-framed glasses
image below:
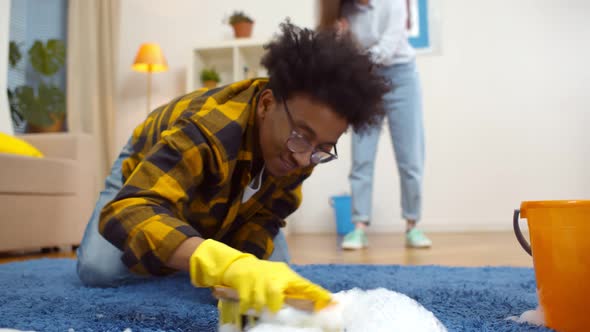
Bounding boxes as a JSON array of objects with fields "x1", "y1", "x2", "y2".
[{"x1": 283, "y1": 101, "x2": 338, "y2": 164}]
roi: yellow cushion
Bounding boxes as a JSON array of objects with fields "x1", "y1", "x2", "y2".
[{"x1": 0, "y1": 132, "x2": 44, "y2": 158}]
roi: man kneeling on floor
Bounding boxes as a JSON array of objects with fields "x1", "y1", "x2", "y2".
[{"x1": 76, "y1": 21, "x2": 389, "y2": 314}]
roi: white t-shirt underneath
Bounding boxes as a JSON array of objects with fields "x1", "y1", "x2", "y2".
[{"x1": 241, "y1": 166, "x2": 264, "y2": 203}]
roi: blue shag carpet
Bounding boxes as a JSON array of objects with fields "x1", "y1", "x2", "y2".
[{"x1": 0, "y1": 259, "x2": 551, "y2": 332}]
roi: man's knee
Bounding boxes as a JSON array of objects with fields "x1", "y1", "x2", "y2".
[{"x1": 76, "y1": 255, "x2": 127, "y2": 287}]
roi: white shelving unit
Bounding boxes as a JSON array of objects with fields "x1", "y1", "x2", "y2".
[{"x1": 186, "y1": 38, "x2": 269, "y2": 93}]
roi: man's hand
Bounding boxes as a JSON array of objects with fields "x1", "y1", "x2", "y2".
[{"x1": 190, "y1": 239, "x2": 332, "y2": 313}]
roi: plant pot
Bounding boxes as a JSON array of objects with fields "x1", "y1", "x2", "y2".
[
  {"x1": 232, "y1": 22, "x2": 253, "y2": 38},
  {"x1": 203, "y1": 80, "x2": 219, "y2": 89},
  {"x1": 27, "y1": 115, "x2": 65, "y2": 133}
]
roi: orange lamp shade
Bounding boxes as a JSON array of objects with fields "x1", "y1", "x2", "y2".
[{"x1": 132, "y1": 43, "x2": 168, "y2": 73}]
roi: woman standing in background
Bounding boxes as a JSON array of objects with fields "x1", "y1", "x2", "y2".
[{"x1": 319, "y1": 0, "x2": 431, "y2": 250}]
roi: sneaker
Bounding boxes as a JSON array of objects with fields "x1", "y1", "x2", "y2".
[
  {"x1": 406, "y1": 228, "x2": 432, "y2": 248},
  {"x1": 341, "y1": 229, "x2": 369, "y2": 250}
]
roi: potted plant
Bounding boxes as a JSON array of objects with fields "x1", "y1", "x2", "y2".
[
  {"x1": 200, "y1": 68, "x2": 221, "y2": 89},
  {"x1": 7, "y1": 41, "x2": 24, "y2": 129},
  {"x1": 7, "y1": 39, "x2": 66, "y2": 133},
  {"x1": 228, "y1": 11, "x2": 254, "y2": 38}
]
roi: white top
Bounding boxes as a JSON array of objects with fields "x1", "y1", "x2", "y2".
[
  {"x1": 241, "y1": 166, "x2": 265, "y2": 203},
  {"x1": 341, "y1": 0, "x2": 415, "y2": 66}
]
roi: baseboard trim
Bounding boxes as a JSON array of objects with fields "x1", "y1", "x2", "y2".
[{"x1": 289, "y1": 221, "x2": 529, "y2": 234}]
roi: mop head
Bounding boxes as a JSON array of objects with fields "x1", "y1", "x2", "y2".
[{"x1": 220, "y1": 288, "x2": 447, "y2": 332}]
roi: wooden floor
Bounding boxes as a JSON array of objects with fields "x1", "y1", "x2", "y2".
[
  {"x1": 0, "y1": 248, "x2": 76, "y2": 264},
  {"x1": 288, "y1": 232, "x2": 532, "y2": 267},
  {"x1": 0, "y1": 232, "x2": 532, "y2": 267}
]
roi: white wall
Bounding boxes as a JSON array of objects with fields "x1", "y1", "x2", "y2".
[
  {"x1": 0, "y1": 0, "x2": 14, "y2": 134},
  {"x1": 116, "y1": 0, "x2": 318, "y2": 150},
  {"x1": 116, "y1": 0, "x2": 590, "y2": 233},
  {"x1": 292, "y1": 0, "x2": 590, "y2": 233}
]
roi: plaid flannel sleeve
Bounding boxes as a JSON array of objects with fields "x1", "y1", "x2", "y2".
[
  {"x1": 99, "y1": 119, "x2": 217, "y2": 275},
  {"x1": 226, "y1": 168, "x2": 313, "y2": 259}
]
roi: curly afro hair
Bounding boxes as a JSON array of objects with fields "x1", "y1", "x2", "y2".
[{"x1": 261, "y1": 21, "x2": 390, "y2": 134}]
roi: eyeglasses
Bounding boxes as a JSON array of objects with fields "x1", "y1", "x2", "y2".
[{"x1": 283, "y1": 101, "x2": 338, "y2": 164}]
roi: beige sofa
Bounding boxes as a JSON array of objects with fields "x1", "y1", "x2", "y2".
[{"x1": 0, "y1": 133, "x2": 98, "y2": 252}]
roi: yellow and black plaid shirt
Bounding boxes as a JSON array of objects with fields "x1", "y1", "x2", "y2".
[{"x1": 99, "y1": 79, "x2": 313, "y2": 275}]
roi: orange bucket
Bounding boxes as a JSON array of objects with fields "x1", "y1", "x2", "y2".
[{"x1": 514, "y1": 200, "x2": 590, "y2": 332}]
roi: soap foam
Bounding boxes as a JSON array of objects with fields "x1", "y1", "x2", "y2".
[{"x1": 222, "y1": 288, "x2": 446, "y2": 332}]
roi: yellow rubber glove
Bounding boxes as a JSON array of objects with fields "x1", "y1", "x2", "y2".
[{"x1": 190, "y1": 239, "x2": 332, "y2": 314}]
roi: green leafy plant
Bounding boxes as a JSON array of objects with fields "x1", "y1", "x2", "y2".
[
  {"x1": 7, "y1": 41, "x2": 24, "y2": 125},
  {"x1": 9, "y1": 41, "x2": 22, "y2": 67},
  {"x1": 228, "y1": 11, "x2": 254, "y2": 25},
  {"x1": 29, "y1": 39, "x2": 66, "y2": 76},
  {"x1": 200, "y1": 68, "x2": 221, "y2": 83},
  {"x1": 7, "y1": 39, "x2": 66, "y2": 130}
]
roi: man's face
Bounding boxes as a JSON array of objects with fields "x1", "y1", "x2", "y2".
[{"x1": 256, "y1": 90, "x2": 348, "y2": 177}]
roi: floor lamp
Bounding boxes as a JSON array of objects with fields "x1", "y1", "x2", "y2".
[{"x1": 132, "y1": 43, "x2": 168, "y2": 116}]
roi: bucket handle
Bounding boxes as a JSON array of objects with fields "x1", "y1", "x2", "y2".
[{"x1": 513, "y1": 209, "x2": 532, "y2": 256}]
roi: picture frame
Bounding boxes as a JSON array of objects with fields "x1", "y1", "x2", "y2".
[{"x1": 407, "y1": 0, "x2": 437, "y2": 52}]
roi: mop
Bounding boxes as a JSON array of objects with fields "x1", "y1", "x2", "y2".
[{"x1": 214, "y1": 286, "x2": 447, "y2": 332}]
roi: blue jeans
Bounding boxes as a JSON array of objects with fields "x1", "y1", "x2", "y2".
[
  {"x1": 350, "y1": 60, "x2": 425, "y2": 224},
  {"x1": 76, "y1": 139, "x2": 291, "y2": 287}
]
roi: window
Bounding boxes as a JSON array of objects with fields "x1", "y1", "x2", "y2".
[{"x1": 7, "y1": 0, "x2": 68, "y2": 133}]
